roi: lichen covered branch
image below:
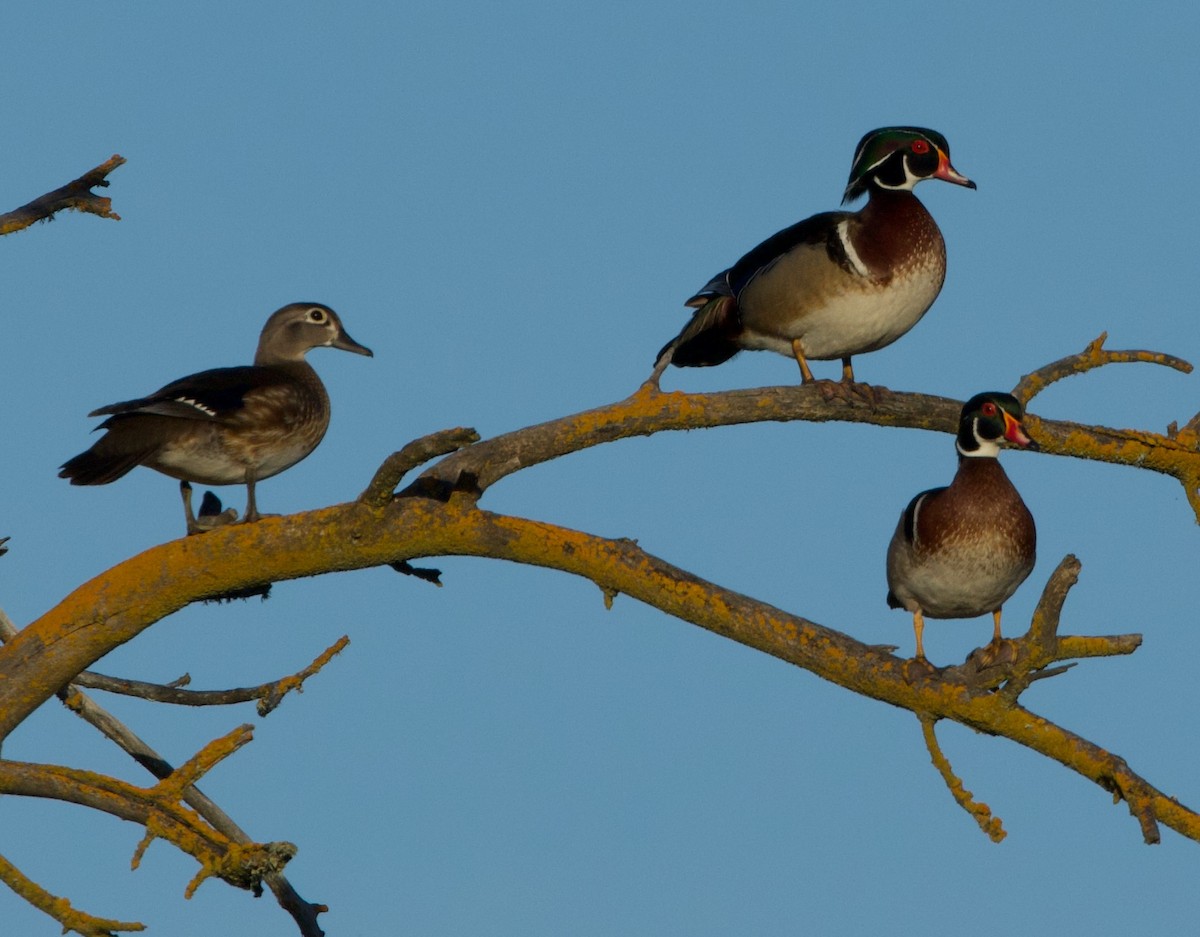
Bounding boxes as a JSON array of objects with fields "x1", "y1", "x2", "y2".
[
  {"x1": 409, "y1": 350, "x2": 1200, "y2": 521},
  {"x1": 2, "y1": 332, "x2": 1200, "y2": 934},
  {"x1": 360, "y1": 427, "x2": 480, "y2": 506},
  {"x1": 919, "y1": 716, "x2": 1006, "y2": 842},
  {"x1": 59, "y1": 689, "x2": 322, "y2": 932},
  {"x1": 0, "y1": 851, "x2": 146, "y2": 936},
  {"x1": 1012, "y1": 332, "x2": 1193, "y2": 405}
]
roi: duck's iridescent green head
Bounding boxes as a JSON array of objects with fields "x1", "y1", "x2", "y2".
[{"x1": 843, "y1": 127, "x2": 975, "y2": 203}]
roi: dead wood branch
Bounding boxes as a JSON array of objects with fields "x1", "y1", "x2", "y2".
[
  {"x1": 0, "y1": 155, "x2": 125, "y2": 236},
  {"x1": 920, "y1": 715, "x2": 1006, "y2": 842},
  {"x1": 0, "y1": 851, "x2": 145, "y2": 936},
  {"x1": 67, "y1": 636, "x2": 349, "y2": 716},
  {"x1": 2, "y1": 334, "x2": 1200, "y2": 933},
  {"x1": 1012, "y1": 332, "x2": 1192, "y2": 405}
]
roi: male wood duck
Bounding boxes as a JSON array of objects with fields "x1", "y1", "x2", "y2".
[
  {"x1": 60, "y1": 303, "x2": 372, "y2": 533},
  {"x1": 651, "y1": 127, "x2": 974, "y2": 386},
  {"x1": 886, "y1": 392, "x2": 1038, "y2": 665}
]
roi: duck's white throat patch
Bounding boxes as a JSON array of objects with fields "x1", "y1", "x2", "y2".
[{"x1": 957, "y1": 417, "x2": 1001, "y2": 458}]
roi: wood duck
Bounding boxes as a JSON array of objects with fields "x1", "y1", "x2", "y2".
[
  {"x1": 886, "y1": 392, "x2": 1038, "y2": 664},
  {"x1": 60, "y1": 303, "x2": 373, "y2": 533},
  {"x1": 651, "y1": 127, "x2": 974, "y2": 386}
]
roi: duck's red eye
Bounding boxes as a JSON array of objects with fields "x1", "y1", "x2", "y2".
[
  {"x1": 911, "y1": 139, "x2": 930, "y2": 154},
  {"x1": 981, "y1": 402, "x2": 997, "y2": 416}
]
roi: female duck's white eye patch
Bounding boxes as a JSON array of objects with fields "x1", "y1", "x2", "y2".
[{"x1": 307, "y1": 307, "x2": 327, "y2": 323}]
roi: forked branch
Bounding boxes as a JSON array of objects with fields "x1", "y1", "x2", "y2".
[
  {"x1": 411, "y1": 338, "x2": 1200, "y2": 525},
  {"x1": 1012, "y1": 331, "x2": 1192, "y2": 404},
  {"x1": 1, "y1": 334, "x2": 1199, "y2": 933}
]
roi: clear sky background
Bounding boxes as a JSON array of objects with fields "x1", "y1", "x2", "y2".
[{"x1": 3, "y1": 3, "x2": 1199, "y2": 935}]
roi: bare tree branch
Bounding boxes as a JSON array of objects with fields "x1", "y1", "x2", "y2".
[
  {"x1": 0, "y1": 729, "x2": 299, "y2": 904},
  {"x1": 66, "y1": 636, "x2": 349, "y2": 716},
  {"x1": 0, "y1": 757, "x2": 268, "y2": 877},
  {"x1": 57, "y1": 682, "x2": 327, "y2": 934},
  {"x1": 3, "y1": 337, "x2": 1200, "y2": 932},
  {"x1": 360, "y1": 427, "x2": 480, "y2": 506},
  {"x1": 1, "y1": 492, "x2": 1195, "y2": 843},
  {"x1": 0, "y1": 851, "x2": 146, "y2": 936},
  {"x1": 0, "y1": 155, "x2": 125, "y2": 235},
  {"x1": 409, "y1": 372, "x2": 1200, "y2": 524},
  {"x1": 0, "y1": 611, "x2": 330, "y2": 936},
  {"x1": 1012, "y1": 332, "x2": 1193, "y2": 405},
  {"x1": 0, "y1": 605, "x2": 325, "y2": 935},
  {"x1": 919, "y1": 715, "x2": 1006, "y2": 842}
]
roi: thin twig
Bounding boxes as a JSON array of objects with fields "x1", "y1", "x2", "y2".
[
  {"x1": 0, "y1": 851, "x2": 145, "y2": 936},
  {"x1": 150, "y1": 725, "x2": 254, "y2": 801},
  {"x1": 919, "y1": 715, "x2": 1006, "y2": 842},
  {"x1": 1012, "y1": 332, "x2": 1192, "y2": 405},
  {"x1": 68, "y1": 636, "x2": 349, "y2": 716},
  {"x1": 0, "y1": 610, "x2": 328, "y2": 937}
]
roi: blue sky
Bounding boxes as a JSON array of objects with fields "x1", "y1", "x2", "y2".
[{"x1": 3, "y1": 3, "x2": 1200, "y2": 934}]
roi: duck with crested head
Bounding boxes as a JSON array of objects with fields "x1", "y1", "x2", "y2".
[
  {"x1": 886, "y1": 392, "x2": 1038, "y2": 666},
  {"x1": 651, "y1": 126, "x2": 975, "y2": 388}
]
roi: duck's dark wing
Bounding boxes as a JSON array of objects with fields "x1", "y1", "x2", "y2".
[
  {"x1": 663, "y1": 210, "x2": 852, "y2": 368},
  {"x1": 89, "y1": 366, "x2": 276, "y2": 423},
  {"x1": 723, "y1": 210, "x2": 849, "y2": 297}
]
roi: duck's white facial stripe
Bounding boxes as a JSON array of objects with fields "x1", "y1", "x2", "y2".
[
  {"x1": 873, "y1": 154, "x2": 921, "y2": 192},
  {"x1": 957, "y1": 416, "x2": 1001, "y2": 458},
  {"x1": 835, "y1": 220, "x2": 870, "y2": 277},
  {"x1": 175, "y1": 397, "x2": 218, "y2": 417}
]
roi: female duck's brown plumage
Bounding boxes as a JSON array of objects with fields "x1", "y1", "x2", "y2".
[
  {"x1": 60, "y1": 303, "x2": 372, "y2": 533},
  {"x1": 651, "y1": 127, "x2": 974, "y2": 386},
  {"x1": 886, "y1": 392, "x2": 1038, "y2": 663}
]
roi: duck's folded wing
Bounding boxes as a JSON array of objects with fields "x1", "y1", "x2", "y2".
[{"x1": 89, "y1": 366, "x2": 271, "y2": 422}]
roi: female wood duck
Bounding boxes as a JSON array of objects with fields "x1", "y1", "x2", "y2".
[
  {"x1": 651, "y1": 127, "x2": 974, "y2": 386},
  {"x1": 886, "y1": 392, "x2": 1038, "y2": 664},
  {"x1": 60, "y1": 303, "x2": 373, "y2": 533}
]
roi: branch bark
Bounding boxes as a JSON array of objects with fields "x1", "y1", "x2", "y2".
[
  {"x1": 67, "y1": 635, "x2": 348, "y2": 716},
  {"x1": 0, "y1": 850, "x2": 146, "y2": 936},
  {"x1": 0, "y1": 155, "x2": 125, "y2": 235},
  {"x1": 408, "y1": 341, "x2": 1200, "y2": 519},
  {"x1": 0, "y1": 610, "x2": 329, "y2": 936},
  {"x1": 2, "y1": 337, "x2": 1199, "y2": 932}
]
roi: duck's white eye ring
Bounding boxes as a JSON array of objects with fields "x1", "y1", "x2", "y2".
[{"x1": 307, "y1": 307, "x2": 327, "y2": 323}]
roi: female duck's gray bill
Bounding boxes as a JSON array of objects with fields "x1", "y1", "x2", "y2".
[{"x1": 332, "y1": 331, "x2": 373, "y2": 356}]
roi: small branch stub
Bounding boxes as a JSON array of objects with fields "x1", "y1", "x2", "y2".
[{"x1": 360, "y1": 427, "x2": 480, "y2": 507}]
